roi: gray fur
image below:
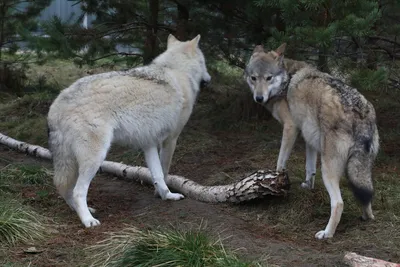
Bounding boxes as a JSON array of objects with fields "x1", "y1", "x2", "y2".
[{"x1": 244, "y1": 43, "x2": 379, "y2": 240}]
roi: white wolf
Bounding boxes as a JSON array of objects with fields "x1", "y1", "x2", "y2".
[{"x1": 47, "y1": 34, "x2": 211, "y2": 227}]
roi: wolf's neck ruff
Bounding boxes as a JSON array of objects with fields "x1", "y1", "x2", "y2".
[
  {"x1": 267, "y1": 72, "x2": 292, "y2": 103},
  {"x1": 279, "y1": 72, "x2": 292, "y2": 96},
  {"x1": 267, "y1": 58, "x2": 310, "y2": 103}
]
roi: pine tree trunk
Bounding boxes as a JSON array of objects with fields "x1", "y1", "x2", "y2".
[
  {"x1": 175, "y1": 1, "x2": 189, "y2": 41},
  {"x1": 0, "y1": 133, "x2": 290, "y2": 203},
  {"x1": 0, "y1": 0, "x2": 6, "y2": 92},
  {"x1": 143, "y1": 0, "x2": 160, "y2": 64},
  {"x1": 318, "y1": 48, "x2": 330, "y2": 73}
]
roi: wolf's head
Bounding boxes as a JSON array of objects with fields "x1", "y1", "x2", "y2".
[
  {"x1": 154, "y1": 34, "x2": 211, "y2": 88},
  {"x1": 245, "y1": 43, "x2": 288, "y2": 104}
]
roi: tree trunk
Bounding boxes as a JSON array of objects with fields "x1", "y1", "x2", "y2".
[
  {"x1": 0, "y1": 1, "x2": 6, "y2": 92},
  {"x1": 317, "y1": 6, "x2": 331, "y2": 73},
  {"x1": 275, "y1": 8, "x2": 286, "y2": 32},
  {"x1": 0, "y1": 133, "x2": 290, "y2": 203},
  {"x1": 344, "y1": 252, "x2": 400, "y2": 267},
  {"x1": 318, "y1": 48, "x2": 330, "y2": 73},
  {"x1": 365, "y1": 1, "x2": 382, "y2": 70},
  {"x1": 143, "y1": 0, "x2": 160, "y2": 64},
  {"x1": 175, "y1": 1, "x2": 189, "y2": 41}
]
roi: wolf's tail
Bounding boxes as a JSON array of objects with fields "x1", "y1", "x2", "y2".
[
  {"x1": 48, "y1": 127, "x2": 78, "y2": 199},
  {"x1": 346, "y1": 121, "x2": 379, "y2": 205}
]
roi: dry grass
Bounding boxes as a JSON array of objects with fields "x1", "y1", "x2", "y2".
[
  {"x1": 0, "y1": 165, "x2": 52, "y2": 253},
  {"x1": 0, "y1": 199, "x2": 49, "y2": 246}
]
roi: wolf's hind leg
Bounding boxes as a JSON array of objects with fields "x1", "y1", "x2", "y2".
[
  {"x1": 301, "y1": 144, "x2": 317, "y2": 189},
  {"x1": 65, "y1": 187, "x2": 96, "y2": 214},
  {"x1": 144, "y1": 146, "x2": 184, "y2": 201},
  {"x1": 72, "y1": 138, "x2": 110, "y2": 228},
  {"x1": 73, "y1": 158, "x2": 104, "y2": 227},
  {"x1": 315, "y1": 152, "x2": 346, "y2": 239}
]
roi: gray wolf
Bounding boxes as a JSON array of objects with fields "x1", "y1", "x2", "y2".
[
  {"x1": 244, "y1": 44, "x2": 379, "y2": 239},
  {"x1": 47, "y1": 34, "x2": 211, "y2": 228}
]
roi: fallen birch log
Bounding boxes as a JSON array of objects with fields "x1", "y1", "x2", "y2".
[
  {"x1": 344, "y1": 252, "x2": 400, "y2": 267},
  {"x1": 0, "y1": 133, "x2": 290, "y2": 203}
]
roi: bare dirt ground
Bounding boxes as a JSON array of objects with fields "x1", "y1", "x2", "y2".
[{"x1": 1, "y1": 147, "x2": 346, "y2": 267}]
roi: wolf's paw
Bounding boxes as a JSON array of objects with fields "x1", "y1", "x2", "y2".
[
  {"x1": 82, "y1": 217, "x2": 101, "y2": 228},
  {"x1": 301, "y1": 181, "x2": 314, "y2": 190},
  {"x1": 361, "y1": 213, "x2": 375, "y2": 221},
  {"x1": 315, "y1": 230, "x2": 333, "y2": 240},
  {"x1": 165, "y1": 192, "x2": 185, "y2": 201}
]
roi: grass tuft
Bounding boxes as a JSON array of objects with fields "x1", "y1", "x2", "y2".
[
  {"x1": 87, "y1": 225, "x2": 262, "y2": 267},
  {"x1": 0, "y1": 198, "x2": 48, "y2": 246},
  {"x1": 0, "y1": 164, "x2": 52, "y2": 193}
]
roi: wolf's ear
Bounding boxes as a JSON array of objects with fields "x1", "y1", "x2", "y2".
[
  {"x1": 275, "y1": 43, "x2": 287, "y2": 56},
  {"x1": 253, "y1": 45, "x2": 264, "y2": 54},
  {"x1": 185, "y1": 34, "x2": 201, "y2": 55},
  {"x1": 274, "y1": 43, "x2": 286, "y2": 67},
  {"x1": 191, "y1": 34, "x2": 201, "y2": 47},
  {"x1": 167, "y1": 34, "x2": 179, "y2": 48}
]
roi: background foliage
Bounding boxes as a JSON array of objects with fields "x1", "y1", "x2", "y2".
[{"x1": 1, "y1": 0, "x2": 400, "y2": 92}]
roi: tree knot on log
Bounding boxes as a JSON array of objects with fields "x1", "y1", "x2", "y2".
[{"x1": 226, "y1": 170, "x2": 290, "y2": 203}]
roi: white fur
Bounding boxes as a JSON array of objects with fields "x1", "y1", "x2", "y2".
[
  {"x1": 267, "y1": 75, "x2": 283, "y2": 100},
  {"x1": 48, "y1": 34, "x2": 210, "y2": 227}
]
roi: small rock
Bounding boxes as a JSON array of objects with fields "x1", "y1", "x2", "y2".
[{"x1": 24, "y1": 247, "x2": 44, "y2": 254}]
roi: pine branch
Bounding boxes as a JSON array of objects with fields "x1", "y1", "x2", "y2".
[{"x1": 368, "y1": 36, "x2": 400, "y2": 47}]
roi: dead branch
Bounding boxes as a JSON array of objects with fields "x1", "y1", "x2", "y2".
[
  {"x1": 344, "y1": 252, "x2": 400, "y2": 267},
  {"x1": 0, "y1": 133, "x2": 290, "y2": 203}
]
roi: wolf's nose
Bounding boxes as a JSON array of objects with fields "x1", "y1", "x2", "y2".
[
  {"x1": 200, "y1": 80, "x2": 209, "y2": 88},
  {"x1": 255, "y1": 96, "x2": 264, "y2": 103}
]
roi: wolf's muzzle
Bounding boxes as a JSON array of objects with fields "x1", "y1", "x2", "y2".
[
  {"x1": 200, "y1": 80, "x2": 210, "y2": 89},
  {"x1": 255, "y1": 96, "x2": 264, "y2": 103}
]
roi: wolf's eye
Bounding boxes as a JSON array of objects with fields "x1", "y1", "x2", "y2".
[
  {"x1": 251, "y1": 76, "x2": 256, "y2": 81},
  {"x1": 266, "y1": 76, "x2": 272, "y2": 81}
]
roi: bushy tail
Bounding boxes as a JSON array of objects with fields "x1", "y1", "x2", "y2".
[
  {"x1": 48, "y1": 128, "x2": 78, "y2": 199},
  {"x1": 346, "y1": 152, "x2": 374, "y2": 205},
  {"x1": 346, "y1": 122, "x2": 379, "y2": 205}
]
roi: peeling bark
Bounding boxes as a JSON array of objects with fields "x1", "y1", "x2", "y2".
[{"x1": 0, "y1": 132, "x2": 290, "y2": 203}]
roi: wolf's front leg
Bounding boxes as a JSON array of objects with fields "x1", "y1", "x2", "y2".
[
  {"x1": 73, "y1": 165, "x2": 101, "y2": 228},
  {"x1": 144, "y1": 146, "x2": 184, "y2": 200},
  {"x1": 276, "y1": 123, "x2": 298, "y2": 172},
  {"x1": 301, "y1": 144, "x2": 317, "y2": 189}
]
